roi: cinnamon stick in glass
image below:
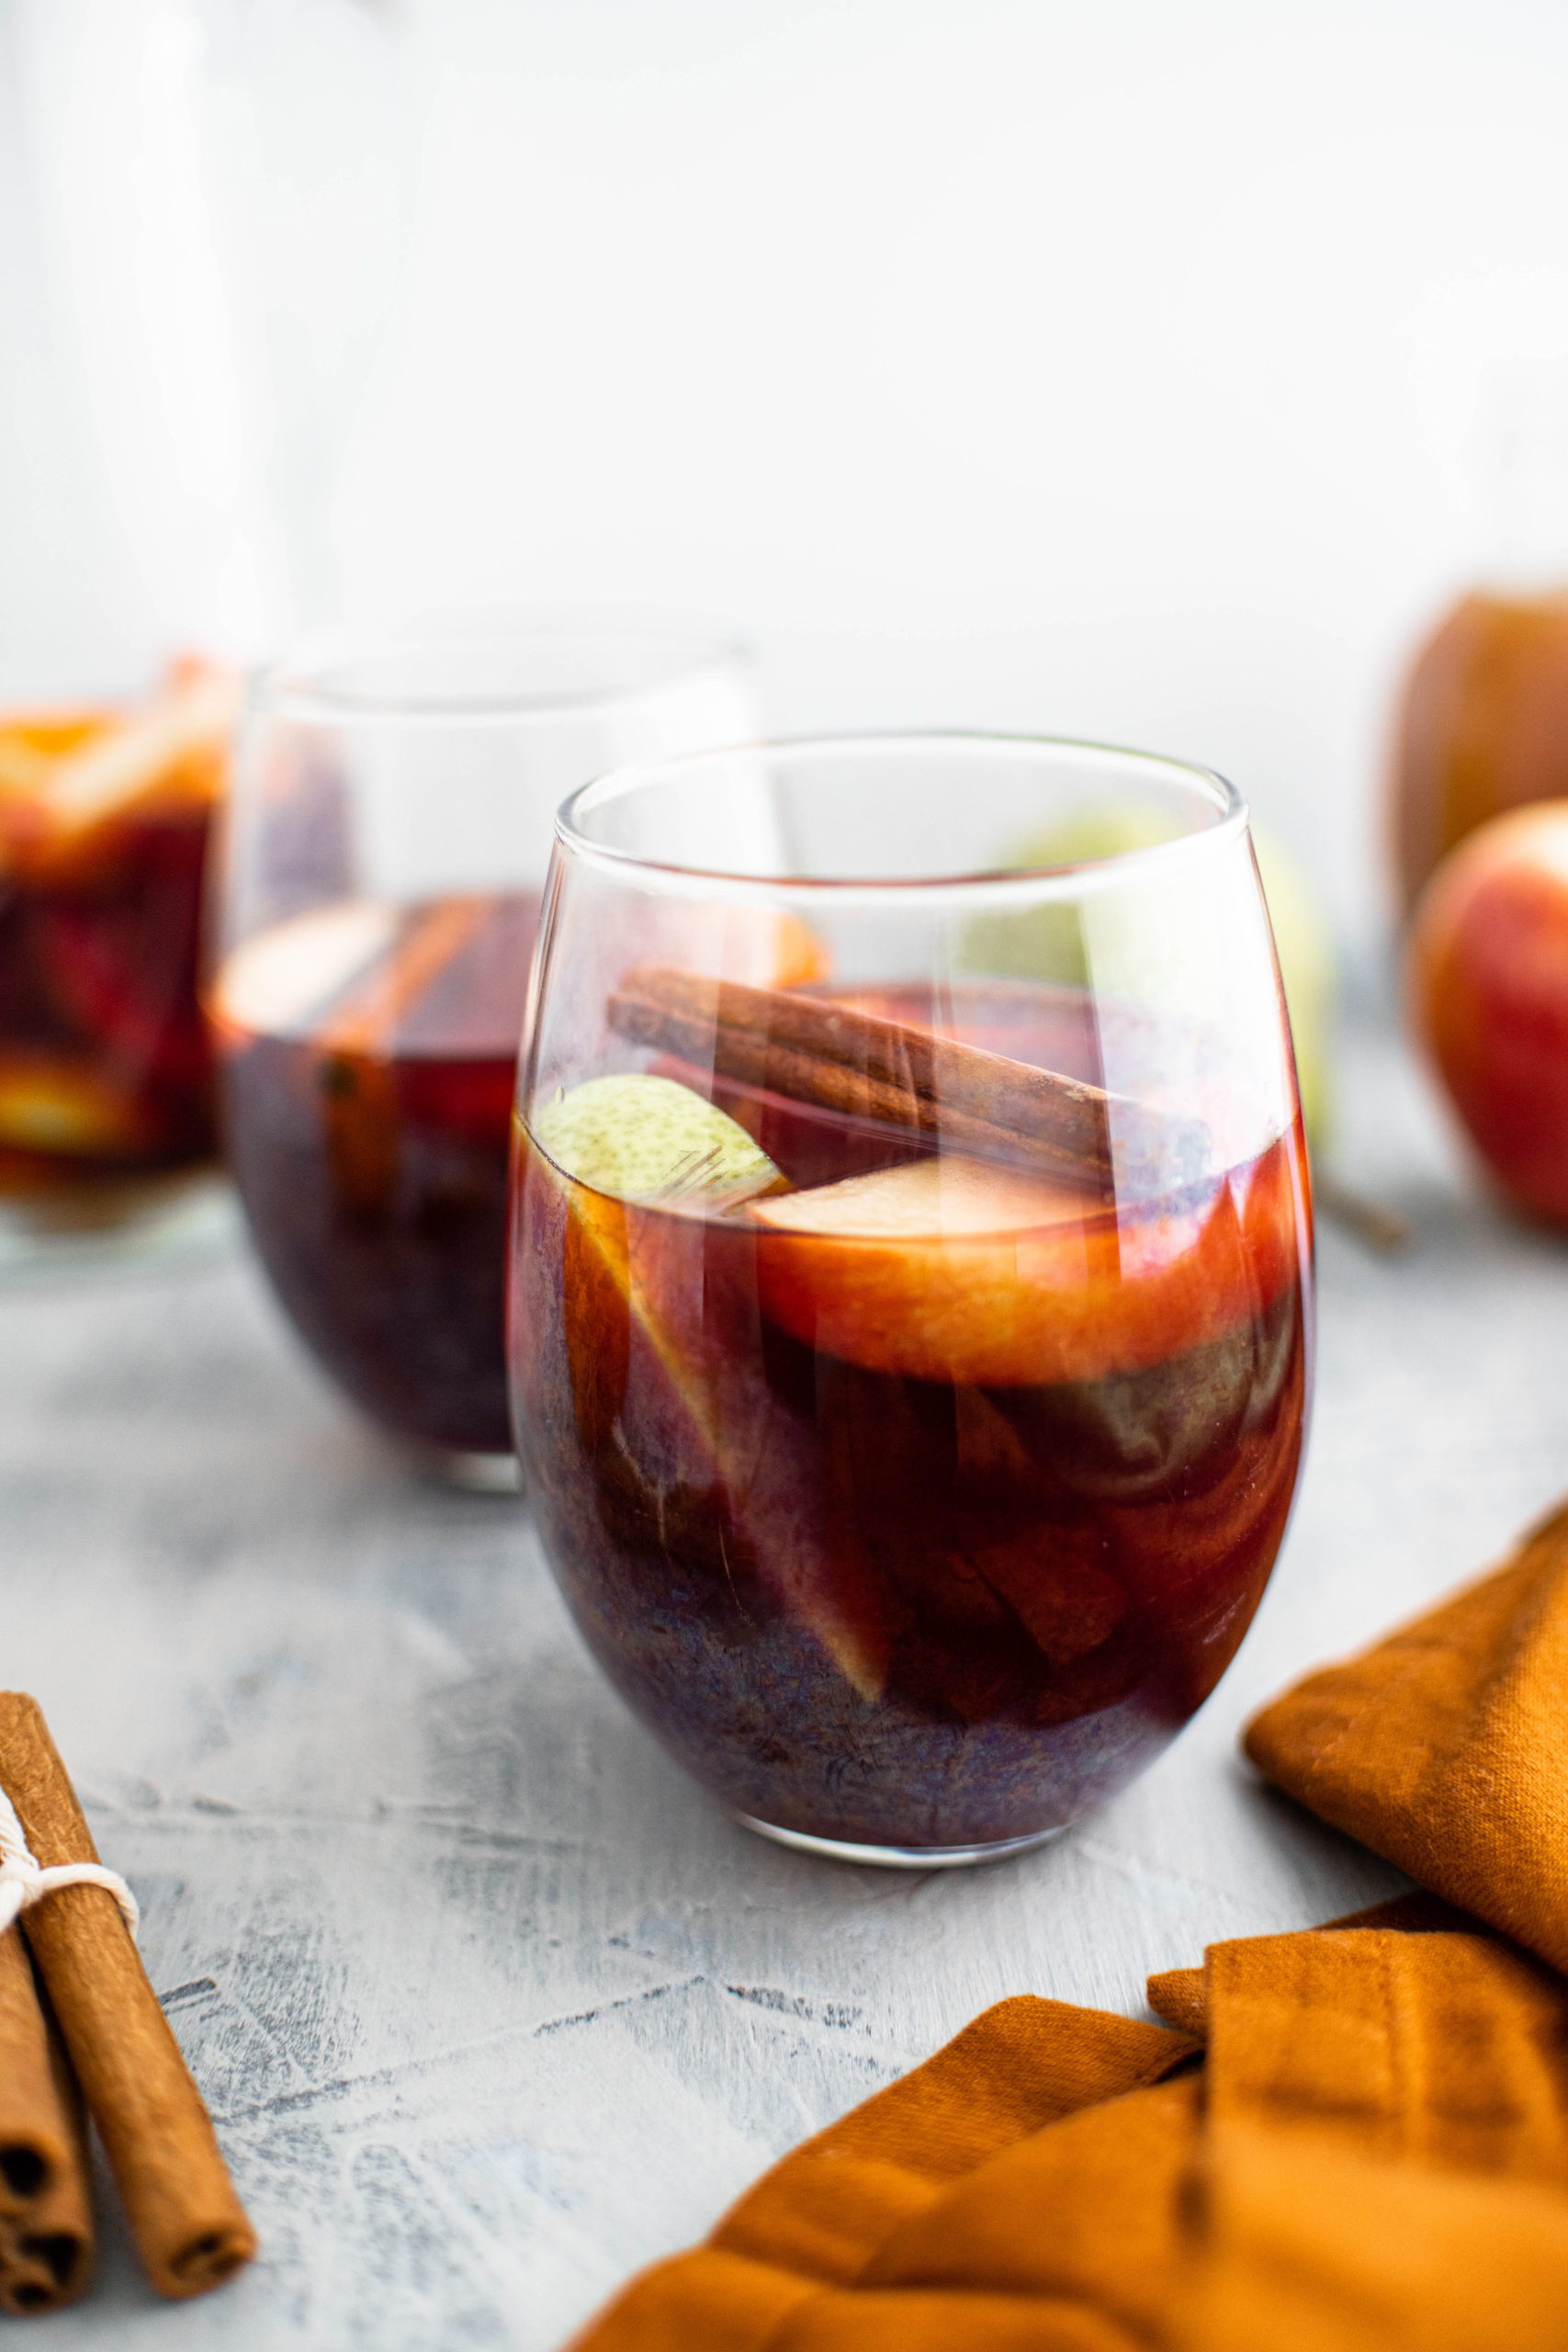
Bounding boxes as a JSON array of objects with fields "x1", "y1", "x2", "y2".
[
  {"x1": 0, "y1": 1694, "x2": 256, "y2": 2300},
  {"x1": 0, "y1": 1930, "x2": 93, "y2": 2314},
  {"x1": 318, "y1": 895, "x2": 492, "y2": 1217},
  {"x1": 607, "y1": 965, "x2": 1203, "y2": 1194}
]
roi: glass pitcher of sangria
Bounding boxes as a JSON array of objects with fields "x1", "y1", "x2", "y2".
[{"x1": 0, "y1": 659, "x2": 235, "y2": 1233}]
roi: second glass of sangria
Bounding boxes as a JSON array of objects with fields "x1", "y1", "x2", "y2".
[
  {"x1": 209, "y1": 622, "x2": 755, "y2": 1479},
  {"x1": 511, "y1": 736, "x2": 1314, "y2": 1862}
]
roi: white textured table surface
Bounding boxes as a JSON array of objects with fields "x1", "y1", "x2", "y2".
[{"x1": 3, "y1": 1012, "x2": 1564, "y2": 2349}]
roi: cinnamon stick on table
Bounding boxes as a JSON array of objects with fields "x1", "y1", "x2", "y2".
[
  {"x1": 607, "y1": 966, "x2": 1200, "y2": 1195},
  {"x1": 0, "y1": 1695, "x2": 256, "y2": 2301},
  {"x1": 0, "y1": 1930, "x2": 93, "y2": 2314}
]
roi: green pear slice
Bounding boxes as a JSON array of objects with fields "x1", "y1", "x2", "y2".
[{"x1": 532, "y1": 1073, "x2": 779, "y2": 1205}]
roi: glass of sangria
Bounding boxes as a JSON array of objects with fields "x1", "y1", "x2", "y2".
[
  {"x1": 0, "y1": 660, "x2": 235, "y2": 1239},
  {"x1": 511, "y1": 735, "x2": 1314, "y2": 1863},
  {"x1": 208, "y1": 621, "x2": 755, "y2": 1481}
]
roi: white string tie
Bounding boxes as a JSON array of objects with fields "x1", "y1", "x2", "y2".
[{"x1": 0, "y1": 1789, "x2": 139, "y2": 1940}]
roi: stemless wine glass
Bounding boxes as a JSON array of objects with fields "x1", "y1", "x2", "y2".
[
  {"x1": 209, "y1": 620, "x2": 755, "y2": 1481},
  {"x1": 511, "y1": 735, "x2": 1314, "y2": 1864}
]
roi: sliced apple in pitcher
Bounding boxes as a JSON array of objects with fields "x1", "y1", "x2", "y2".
[
  {"x1": 523, "y1": 1075, "x2": 889, "y2": 1696},
  {"x1": 10, "y1": 661, "x2": 236, "y2": 887},
  {"x1": 750, "y1": 1138, "x2": 1300, "y2": 1388},
  {"x1": 0, "y1": 710, "x2": 118, "y2": 802},
  {"x1": 0, "y1": 711, "x2": 117, "y2": 881}
]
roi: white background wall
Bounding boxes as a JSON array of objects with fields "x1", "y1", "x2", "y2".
[{"x1": 6, "y1": 0, "x2": 1568, "y2": 945}]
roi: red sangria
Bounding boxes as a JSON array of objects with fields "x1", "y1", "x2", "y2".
[
  {"x1": 0, "y1": 661, "x2": 234, "y2": 1178},
  {"x1": 212, "y1": 623, "x2": 757, "y2": 1467},
  {"x1": 511, "y1": 737, "x2": 1314, "y2": 1861},
  {"x1": 212, "y1": 892, "x2": 540, "y2": 1453}
]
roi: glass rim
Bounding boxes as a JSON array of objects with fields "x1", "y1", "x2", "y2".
[
  {"x1": 250, "y1": 613, "x2": 750, "y2": 727},
  {"x1": 558, "y1": 729, "x2": 1248, "y2": 898}
]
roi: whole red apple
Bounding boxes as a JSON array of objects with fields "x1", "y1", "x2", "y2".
[
  {"x1": 1408, "y1": 800, "x2": 1568, "y2": 1222},
  {"x1": 1390, "y1": 590, "x2": 1568, "y2": 916}
]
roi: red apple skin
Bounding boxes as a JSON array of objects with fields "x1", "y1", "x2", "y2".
[
  {"x1": 1390, "y1": 591, "x2": 1568, "y2": 917},
  {"x1": 1408, "y1": 801, "x2": 1568, "y2": 1224},
  {"x1": 750, "y1": 1132, "x2": 1303, "y2": 1391}
]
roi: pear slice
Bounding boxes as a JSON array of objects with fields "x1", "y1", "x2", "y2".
[{"x1": 531, "y1": 1073, "x2": 780, "y2": 1207}]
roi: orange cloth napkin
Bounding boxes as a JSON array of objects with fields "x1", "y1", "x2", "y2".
[
  {"x1": 1244, "y1": 1498, "x2": 1568, "y2": 1973},
  {"x1": 572, "y1": 1510, "x2": 1568, "y2": 2351}
]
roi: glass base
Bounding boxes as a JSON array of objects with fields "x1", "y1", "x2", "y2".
[
  {"x1": 735, "y1": 1813, "x2": 1069, "y2": 1871},
  {"x1": 0, "y1": 1163, "x2": 240, "y2": 1282},
  {"x1": 420, "y1": 1448, "x2": 523, "y2": 1494}
]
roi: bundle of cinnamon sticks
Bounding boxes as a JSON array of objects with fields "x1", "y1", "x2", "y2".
[{"x1": 0, "y1": 1694, "x2": 254, "y2": 2315}]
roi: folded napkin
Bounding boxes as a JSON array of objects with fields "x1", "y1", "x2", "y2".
[
  {"x1": 573, "y1": 1510, "x2": 1568, "y2": 2351},
  {"x1": 1244, "y1": 1498, "x2": 1568, "y2": 1972}
]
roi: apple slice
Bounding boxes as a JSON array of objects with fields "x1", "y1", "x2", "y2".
[
  {"x1": 750, "y1": 1138, "x2": 1300, "y2": 1387},
  {"x1": 311, "y1": 899, "x2": 495, "y2": 1219},
  {"x1": 516, "y1": 1079, "x2": 887, "y2": 1696},
  {"x1": 41, "y1": 661, "x2": 234, "y2": 831},
  {"x1": 960, "y1": 1526, "x2": 1127, "y2": 1667},
  {"x1": 211, "y1": 901, "x2": 406, "y2": 1215},
  {"x1": 209, "y1": 901, "x2": 401, "y2": 1046},
  {"x1": 216, "y1": 898, "x2": 523, "y2": 1217},
  {"x1": 528, "y1": 1079, "x2": 781, "y2": 1472},
  {"x1": 0, "y1": 711, "x2": 118, "y2": 791},
  {"x1": 10, "y1": 662, "x2": 236, "y2": 886},
  {"x1": 0, "y1": 712, "x2": 117, "y2": 883},
  {"x1": 526, "y1": 1080, "x2": 782, "y2": 1496}
]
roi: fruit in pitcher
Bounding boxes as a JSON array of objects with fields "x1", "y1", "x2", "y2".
[
  {"x1": 0, "y1": 660, "x2": 232, "y2": 888},
  {"x1": 1407, "y1": 799, "x2": 1568, "y2": 1224},
  {"x1": 0, "y1": 659, "x2": 235, "y2": 1169}
]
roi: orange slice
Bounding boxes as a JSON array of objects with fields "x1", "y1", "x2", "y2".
[{"x1": 0, "y1": 1056, "x2": 152, "y2": 1159}]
